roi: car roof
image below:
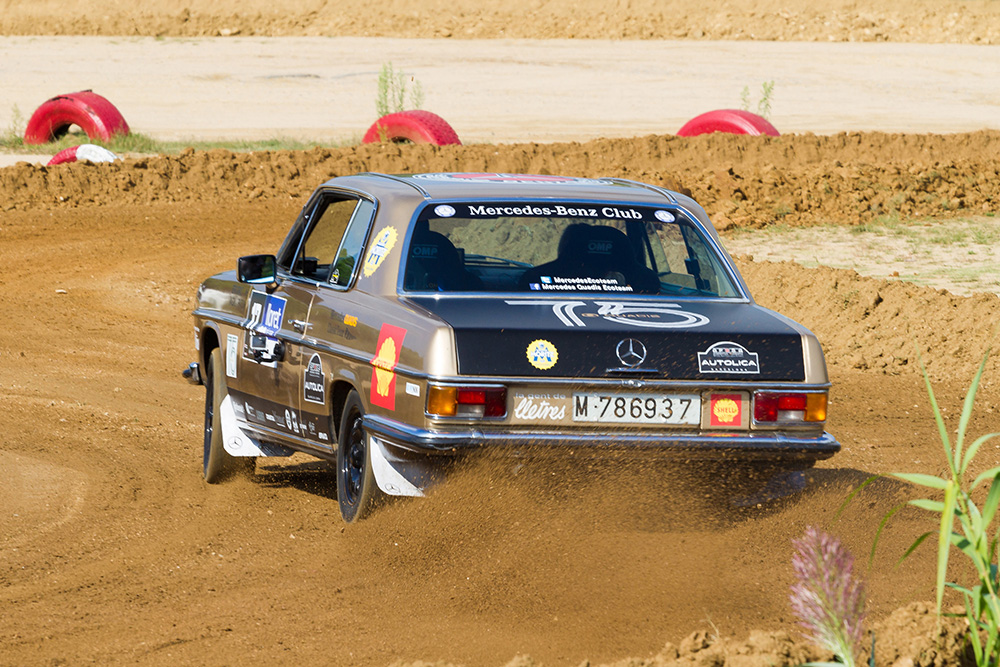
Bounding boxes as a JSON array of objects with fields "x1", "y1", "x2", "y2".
[{"x1": 321, "y1": 172, "x2": 684, "y2": 205}]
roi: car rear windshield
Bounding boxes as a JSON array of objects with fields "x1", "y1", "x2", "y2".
[{"x1": 401, "y1": 201, "x2": 741, "y2": 297}]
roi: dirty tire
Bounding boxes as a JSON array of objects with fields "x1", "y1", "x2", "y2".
[
  {"x1": 47, "y1": 144, "x2": 120, "y2": 166},
  {"x1": 24, "y1": 90, "x2": 130, "y2": 145},
  {"x1": 336, "y1": 390, "x2": 382, "y2": 523},
  {"x1": 676, "y1": 109, "x2": 780, "y2": 137},
  {"x1": 361, "y1": 110, "x2": 461, "y2": 146},
  {"x1": 203, "y1": 348, "x2": 255, "y2": 483}
]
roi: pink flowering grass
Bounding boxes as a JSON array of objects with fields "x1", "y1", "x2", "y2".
[{"x1": 790, "y1": 526, "x2": 867, "y2": 667}]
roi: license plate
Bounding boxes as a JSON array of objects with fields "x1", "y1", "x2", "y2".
[{"x1": 572, "y1": 393, "x2": 700, "y2": 425}]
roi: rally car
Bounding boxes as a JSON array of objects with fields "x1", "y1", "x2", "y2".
[{"x1": 184, "y1": 172, "x2": 838, "y2": 522}]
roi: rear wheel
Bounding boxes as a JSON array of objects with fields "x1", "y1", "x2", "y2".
[
  {"x1": 336, "y1": 390, "x2": 382, "y2": 523},
  {"x1": 203, "y1": 347, "x2": 255, "y2": 483}
]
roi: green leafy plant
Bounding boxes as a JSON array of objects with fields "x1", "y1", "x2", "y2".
[
  {"x1": 0, "y1": 104, "x2": 26, "y2": 150},
  {"x1": 860, "y1": 352, "x2": 1000, "y2": 666},
  {"x1": 740, "y1": 81, "x2": 775, "y2": 120},
  {"x1": 790, "y1": 526, "x2": 868, "y2": 667},
  {"x1": 375, "y1": 61, "x2": 425, "y2": 118}
]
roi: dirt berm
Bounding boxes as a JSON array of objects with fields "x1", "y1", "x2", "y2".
[
  {"x1": 3, "y1": 0, "x2": 1000, "y2": 43},
  {"x1": 4, "y1": 131, "x2": 1000, "y2": 232}
]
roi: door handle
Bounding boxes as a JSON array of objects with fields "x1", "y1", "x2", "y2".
[{"x1": 291, "y1": 319, "x2": 312, "y2": 333}]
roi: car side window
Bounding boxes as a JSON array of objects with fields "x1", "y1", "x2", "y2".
[
  {"x1": 291, "y1": 197, "x2": 360, "y2": 282},
  {"x1": 329, "y1": 199, "x2": 376, "y2": 287}
]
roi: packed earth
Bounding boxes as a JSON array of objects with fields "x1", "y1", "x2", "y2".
[{"x1": 3, "y1": 2, "x2": 1000, "y2": 666}]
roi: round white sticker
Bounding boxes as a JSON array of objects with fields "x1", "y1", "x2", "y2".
[
  {"x1": 655, "y1": 210, "x2": 676, "y2": 223},
  {"x1": 434, "y1": 204, "x2": 456, "y2": 218}
]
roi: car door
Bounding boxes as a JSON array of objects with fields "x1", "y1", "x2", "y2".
[
  {"x1": 233, "y1": 279, "x2": 315, "y2": 442},
  {"x1": 238, "y1": 190, "x2": 376, "y2": 449},
  {"x1": 295, "y1": 196, "x2": 377, "y2": 449}
]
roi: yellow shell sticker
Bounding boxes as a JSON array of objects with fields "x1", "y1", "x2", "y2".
[
  {"x1": 372, "y1": 336, "x2": 397, "y2": 398},
  {"x1": 712, "y1": 398, "x2": 740, "y2": 424},
  {"x1": 526, "y1": 339, "x2": 558, "y2": 370},
  {"x1": 362, "y1": 226, "x2": 398, "y2": 278}
]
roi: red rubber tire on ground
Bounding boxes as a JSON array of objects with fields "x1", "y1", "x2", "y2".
[
  {"x1": 676, "y1": 109, "x2": 780, "y2": 137},
  {"x1": 47, "y1": 144, "x2": 120, "y2": 166},
  {"x1": 24, "y1": 90, "x2": 130, "y2": 145},
  {"x1": 362, "y1": 110, "x2": 461, "y2": 146}
]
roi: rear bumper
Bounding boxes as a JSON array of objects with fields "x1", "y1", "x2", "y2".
[{"x1": 364, "y1": 414, "x2": 839, "y2": 463}]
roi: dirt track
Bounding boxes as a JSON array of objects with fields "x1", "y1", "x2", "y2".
[
  {"x1": 3, "y1": 137, "x2": 1000, "y2": 666},
  {"x1": 4, "y1": 2, "x2": 1000, "y2": 666}
]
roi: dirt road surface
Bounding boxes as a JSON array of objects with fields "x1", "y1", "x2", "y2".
[
  {"x1": 3, "y1": 136, "x2": 1000, "y2": 666},
  {"x1": 4, "y1": 2, "x2": 1000, "y2": 666}
]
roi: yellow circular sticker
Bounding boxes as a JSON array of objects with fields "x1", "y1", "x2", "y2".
[
  {"x1": 526, "y1": 339, "x2": 558, "y2": 370},
  {"x1": 362, "y1": 226, "x2": 398, "y2": 278}
]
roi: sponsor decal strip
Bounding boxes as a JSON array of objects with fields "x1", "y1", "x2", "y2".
[{"x1": 505, "y1": 299, "x2": 710, "y2": 329}]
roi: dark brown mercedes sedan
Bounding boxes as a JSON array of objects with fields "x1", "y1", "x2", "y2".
[{"x1": 184, "y1": 172, "x2": 838, "y2": 522}]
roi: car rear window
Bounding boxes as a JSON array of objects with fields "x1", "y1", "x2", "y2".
[{"x1": 401, "y1": 201, "x2": 740, "y2": 297}]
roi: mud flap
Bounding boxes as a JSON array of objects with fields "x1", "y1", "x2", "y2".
[
  {"x1": 220, "y1": 394, "x2": 294, "y2": 457},
  {"x1": 369, "y1": 435, "x2": 427, "y2": 497}
]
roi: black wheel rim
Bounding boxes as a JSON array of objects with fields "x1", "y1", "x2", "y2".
[
  {"x1": 342, "y1": 412, "x2": 366, "y2": 506},
  {"x1": 203, "y1": 361, "x2": 214, "y2": 472}
]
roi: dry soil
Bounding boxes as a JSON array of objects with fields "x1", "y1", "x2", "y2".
[{"x1": 3, "y1": 3, "x2": 1000, "y2": 667}]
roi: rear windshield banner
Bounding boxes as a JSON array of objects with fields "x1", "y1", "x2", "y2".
[{"x1": 430, "y1": 201, "x2": 660, "y2": 222}]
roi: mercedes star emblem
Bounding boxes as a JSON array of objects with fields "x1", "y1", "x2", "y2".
[{"x1": 616, "y1": 338, "x2": 647, "y2": 367}]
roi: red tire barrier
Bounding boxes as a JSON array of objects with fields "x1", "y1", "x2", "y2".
[
  {"x1": 24, "y1": 90, "x2": 130, "y2": 145},
  {"x1": 47, "y1": 144, "x2": 121, "y2": 166},
  {"x1": 362, "y1": 110, "x2": 461, "y2": 146},
  {"x1": 676, "y1": 109, "x2": 779, "y2": 137}
]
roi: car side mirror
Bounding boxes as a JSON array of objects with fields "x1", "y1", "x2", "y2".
[{"x1": 238, "y1": 254, "x2": 277, "y2": 285}]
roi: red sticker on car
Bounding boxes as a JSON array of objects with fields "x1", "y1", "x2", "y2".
[
  {"x1": 710, "y1": 393, "x2": 743, "y2": 427},
  {"x1": 370, "y1": 324, "x2": 407, "y2": 410}
]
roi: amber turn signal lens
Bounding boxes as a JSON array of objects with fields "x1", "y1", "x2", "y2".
[
  {"x1": 427, "y1": 386, "x2": 458, "y2": 417},
  {"x1": 805, "y1": 393, "x2": 827, "y2": 422}
]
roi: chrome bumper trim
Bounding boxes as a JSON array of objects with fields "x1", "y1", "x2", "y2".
[{"x1": 363, "y1": 414, "x2": 839, "y2": 461}]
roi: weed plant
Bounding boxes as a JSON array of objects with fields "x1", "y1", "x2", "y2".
[
  {"x1": 790, "y1": 526, "x2": 867, "y2": 667},
  {"x1": 856, "y1": 352, "x2": 1000, "y2": 666},
  {"x1": 375, "y1": 61, "x2": 425, "y2": 118},
  {"x1": 740, "y1": 81, "x2": 775, "y2": 120}
]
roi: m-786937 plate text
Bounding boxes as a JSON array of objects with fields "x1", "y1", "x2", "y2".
[{"x1": 572, "y1": 393, "x2": 700, "y2": 425}]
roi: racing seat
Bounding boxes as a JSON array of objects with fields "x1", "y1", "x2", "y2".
[
  {"x1": 404, "y1": 221, "x2": 483, "y2": 292},
  {"x1": 519, "y1": 223, "x2": 660, "y2": 293}
]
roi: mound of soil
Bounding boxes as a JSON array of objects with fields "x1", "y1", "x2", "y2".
[
  {"x1": 4, "y1": 132, "x2": 1000, "y2": 230},
  {"x1": 3, "y1": 0, "x2": 1000, "y2": 43}
]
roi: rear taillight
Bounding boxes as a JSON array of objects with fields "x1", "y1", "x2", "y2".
[
  {"x1": 427, "y1": 385, "x2": 507, "y2": 418},
  {"x1": 754, "y1": 392, "x2": 827, "y2": 423}
]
